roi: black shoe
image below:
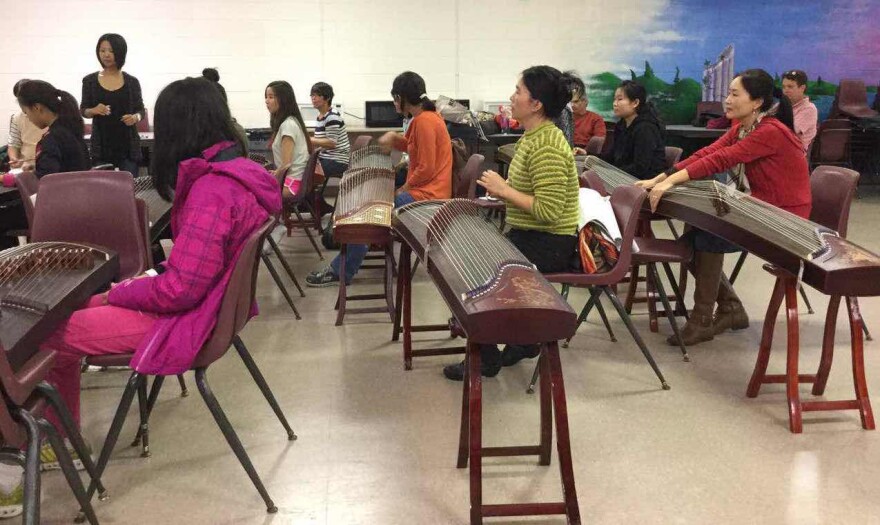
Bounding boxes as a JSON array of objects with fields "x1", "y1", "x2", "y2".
[
  {"x1": 500, "y1": 344, "x2": 541, "y2": 367},
  {"x1": 306, "y1": 267, "x2": 341, "y2": 287},
  {"x1": 442, "y1": 360, "x2": 502, "y2": 381}
]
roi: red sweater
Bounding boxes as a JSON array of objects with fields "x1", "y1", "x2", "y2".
[{"x1": 673, "y1": 117, "x2": 811, "y2": 218}]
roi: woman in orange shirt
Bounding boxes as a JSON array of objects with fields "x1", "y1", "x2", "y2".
[{"x1": 307, "y1": 71, "x2": 452, "y2": 286}]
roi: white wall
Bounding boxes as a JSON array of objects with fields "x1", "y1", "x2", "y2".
[{"x1": 1, "y1": 0, "x2": 674, "y2": 138}]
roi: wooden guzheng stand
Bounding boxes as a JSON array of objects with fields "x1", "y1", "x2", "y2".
[
  {"x1": 586, "y1": 156, "x2": 880, "y2": 433},
  {"x1": 393, "y1": 199, "x2": 581, "y2": 524},
  {"x1": 332, "y1": 147, "x2": 396, "y2": 325}
]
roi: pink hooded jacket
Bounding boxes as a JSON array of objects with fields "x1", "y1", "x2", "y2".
[{"x1": 108, "y1": 141, "x2": 281, "y2": 374}]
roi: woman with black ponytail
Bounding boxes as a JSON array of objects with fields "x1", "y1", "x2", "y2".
[
  {"x1": 602, "y1": 80, "x2": 667, "y2": 180},
  {"x1": 637, "y1": 68, "x2": 810, "y2": 347},
  {"x1": 16, "y1": 80, "x2": 90, "y2": 178}
]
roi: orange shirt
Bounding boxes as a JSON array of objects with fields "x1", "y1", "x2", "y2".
[
  {"x1": 573, "y1": 110, "x2": 606, "y2": 147},
  {"x1": 403, "y1": 111, "x2": 452, "y2": 200}
]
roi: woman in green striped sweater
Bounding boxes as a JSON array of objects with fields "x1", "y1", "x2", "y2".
[{"x1": 444, "y1": 65, "x2": 580, "y2": 381}]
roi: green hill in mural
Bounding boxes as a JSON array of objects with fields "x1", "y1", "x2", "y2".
[{"x1": 586, "y1": 61, "x2": 702, "y2": 125}]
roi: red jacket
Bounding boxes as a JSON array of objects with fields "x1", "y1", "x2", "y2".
[{"x1": 673, "y1": 117, "x2": 811, "y2": 218}]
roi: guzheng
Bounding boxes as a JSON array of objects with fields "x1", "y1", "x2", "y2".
[
  {"x1": 0, "y1": 242, "x2": 118, "y2": 369},
  {"x1": 332, "y1": 146, "x2": 395, "y2": 243},
  {"x1": 392, "y1": 199, "x2": 576, "y2": 344},
  {"x1": 583, "y1": 156, "x2": 880, "y2": 297},
  {"x1": 133, "y1": 176, "x2": 172, "y2": 242}
]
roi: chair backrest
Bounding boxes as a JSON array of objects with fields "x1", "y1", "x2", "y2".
[
  {"x1": 136, "y1": 109, "x2": 151, "y2": 133},
  {"x1": 821, "y1": 119, "x2": 852, "y2": 131},
  {"x1": 581, "y1": 169, "x2": 609, "y2": 197},
  {"x1": 135, "y1": 198, "x2": 154, "y2": 268},
  {"x1": 284, "y1": 150, "x2": 321, "y2": 205},
  {"x1": 838, "y1": 79, "x2": 869, "y2": 107},
  {"x1": 13, "y1": 170, "x2": 39, "y2": 229},
  {"x1": 815, "y1": 128, "x2": 851, "y2": 163},
  {"x1": 586, "y1": 136, "x2": 605, "y2": 155},
  {"x1": 191, "y1": 218, "x2": 274, "y2": 369},
  {"x1": 350, "y1": 135, "x2": 373, "y2": 159},
  {"x1": 604, "y1": 185, "x2": 647, "y2": 281},
  {"x1": 457, "y1": 153, "x2": 484, "y2": 199},
  {"x1": 809, "y1": 165, "x2": 860, "y2": 236},
  {"x1": 695, "y1": 101, "x2": 724, "y2": 117},
  {"x1": 30, "y1": 171, "x2": 148, "y2": 279},
  {"x1": 664, "y1": 147, "x2": 683, "y2": 170}
]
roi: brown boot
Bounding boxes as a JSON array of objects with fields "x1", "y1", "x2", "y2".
[
  {"x1": 667, "y1": 251, "x2": 724, "y2": 347},
  {"x1": 713, "y1": 276, "x2": 749, "y2": 334}
]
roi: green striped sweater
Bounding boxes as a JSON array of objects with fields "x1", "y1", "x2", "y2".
[{"x1": 505, "y1": 121, "x2": 579, "y2": 235}]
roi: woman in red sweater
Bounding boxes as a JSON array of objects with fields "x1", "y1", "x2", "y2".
[{"x1": 637, "y1": 69, "x2": 811, "y2": 346}]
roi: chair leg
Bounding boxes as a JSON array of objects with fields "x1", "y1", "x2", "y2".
[
  {"x1": 729, "y1": 251, "x2": 748, "y2": 285},
  {"x1": 798, "y1": 284, "x2": 814, "y2": 315},
  {"x1": 261, "y1": 255, "x2": 302, "y2": 320},
  {"x1": 136, "y1": 377, "x2": 151, "y2": 458},
  {"x1": 194, "y1": 367, "x2": 278, "y2": 513},
  {"x1": 665, "y1": 219, "x2": 679, "y2": 239},
  {"x1": 526, "y1": 353, "x2": 542, "y2": 394},
  {"x1": 602, "y1": 286, "x2": 670, "y2": 390},
  {"x1": 177, "y1": 374, "x2": 188, "y2": 397},
  {"x1": 661, "y1": 261, "x2": 689, "y2": 320},
  {"x1": 648, "y1": 264, "x2": 690, "y2": 362},
  {"x1": 132, "y1": 375, "x2": 166, "y2": 447},
  {"x1": 33, "y1": 382, "x2": 107, "y2": 499},
  {"x1": 268, "y1": 235, "x2": 306, "y2": 297},
  {"x1": 293, "y1": 209, "x2": 323, "y2": 260},
  {"x1": 34, "y1": 417, "x2": 100, "y2": 525},
  {"x1": 18, "y1": 409, "x2": 41, "y2": 525},
  {"x1": 593, "y1": 294, "x2": 617, "y2": 343},
  {"x1": 624, "y1": 265, "x2": 640, "y2": 314},
  {"x1": 232, "y1": 336, "x2": 297, "y2": 441},
  {"x1": 562, "y1": 287, "x2": 600, "y2": 348}
]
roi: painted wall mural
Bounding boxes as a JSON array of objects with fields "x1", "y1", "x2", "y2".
[{"x1": 582, "y1": 0, "x2": 879, "y2": 124}]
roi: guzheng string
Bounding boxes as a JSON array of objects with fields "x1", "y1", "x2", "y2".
[
  {"x1": 582, "y1": 156, "x2": 829, "y2": 260},
  {"x1": 4, "y1": 243, "x2": 82, "y2": 301},
  {"x1": 335, "y1": 166, "x2": 395, "y2": 224},
  {"x1": 348, "y1": 145, "x2": 394, "y2": 171}
]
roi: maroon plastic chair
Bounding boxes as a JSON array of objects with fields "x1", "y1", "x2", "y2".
[
  {"x1": 664, "y1": 146, "x2": 683, "y2": 169},
  {"x1": 457, "y1": 153, "x2": 484, "y2": 199},
  {"x1": 537, "y1": 185, "x2": 671, "y2": 390},
  {"x1": 282, "y1": 149, "x2": 323, "y2": 258},
  {"x1": 350, "y1": 135, "x2": 373, "y2": 158},
  {"x1": 586, "y1": 136, "x2": 605, "y2": 156},
  {"x1": 82, "y1": 218, "x2": 296, "y2": 515},
  {"x1": 581, "y1": 170, "x2": 691, "y2": 355},
  {"x1": 834, "y1": 79, "x2": 879, "y2": 119},
  {"x1": 135, "y1": 109, "x2": 150, "y2": 133},
  {"x1": 811, "y1": 128, "x2": 852, "y2": 170},
  {"x1": 31, "y1": 171, "x2": 148, "y2": 279}
]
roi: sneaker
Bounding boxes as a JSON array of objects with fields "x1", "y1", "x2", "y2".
[
  {"x1": 500, "y1": 344, "x2": 541, "y2": 367},
  {"x1": 0, "y1": 483, "x2": 22, "y2": 520},
  {"x1": 40, "y1": 439, "x2": 90, "y2": 472},
  {"x1": 306, "y1": 267, "x2": 341, "y2": 288},
  {"x1": 442, "y1": 360, "x2": 502, "y2": 381}
]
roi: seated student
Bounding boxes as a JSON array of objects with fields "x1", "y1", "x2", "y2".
[
  {"x1": 569, "y1": 76, "x2": 606, "y2": 152},
  {"x1": 16, "y1": 80, "x2": 90, "y2": 178},
  {"x1": 36, "y1": 77, "x2": 280, "y2": 465},
  {"x1": 637, "y1": 69, "x2": 811, "y2": 347},
  {"x1": 306, "y1": 71, "x2": 452, "y2": 287},
  {"x1": 265, "y1": 80, "x2": 312, "y2": 197},
  {"x1": 443, "y1": 65, "x2": 580, "y2": 381},
  {"x1": 601, "y1": 80, "x2": 666, "y2": 180},
  {"x1": 309, "y1": 82, "x2": 351, "y2": 178},
  {"x1": 7, "y1": 79, "x2": 46, "y2": 168},
  {"x1": 781, "y1": 69, "x2": 818, "y2": 154}
]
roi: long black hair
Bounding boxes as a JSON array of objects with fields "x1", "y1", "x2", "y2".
[
  {"x1": 16, "y1": 80, "x2": 85, "y2": 139},
  {"x1": 617, "y1": 80, "x2": 662, "y2": 124},
  {"x1": 265, "y1": 80, "x2": 312, "y2": 153},
  {"x1": 96, "y1": 33, "x2": 127, "y2": 69},
  {"x1": 736, "y1": 68, "x2": 795, "y2": 131},
  {"x1": 151, "y1": 77, "x2": 247, "y2": 201},
  {"x1": 520, "y1": 65, "x2": 570, "y2": 119},
  {"x1": 391, "y1": 71, "x2": 436, "y2": 114}
]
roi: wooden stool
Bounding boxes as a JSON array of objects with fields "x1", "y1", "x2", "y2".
[
  {"x1": 334, "y1": 231, "x2": 396, "y2": 326},
  {"x1": 458, "y1": 341, "x2": 580, "y2": 524}
]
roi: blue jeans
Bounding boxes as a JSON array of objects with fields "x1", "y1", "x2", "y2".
[{"x1": 330, "y1": 191, "x2": 415, "y2": 282}]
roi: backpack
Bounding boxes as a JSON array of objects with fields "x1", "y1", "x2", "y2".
[{"x1": 578, "y1": 220, "x2": 619, "y2": 274}]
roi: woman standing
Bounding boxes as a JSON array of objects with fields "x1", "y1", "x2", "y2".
[
  {"x1": 637, "y1": 69, "x2": 811, "y2": 346},
  {"x1": 81, "y1": 33, "x2": 145, "y2": 175},
  {"x1": 444, "y1": 65, "x2": 580, "y2": 380}
]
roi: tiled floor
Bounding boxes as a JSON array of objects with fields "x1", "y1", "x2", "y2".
[{"x1": 40, "y1": 188, "x2": 880, "y2": 524}]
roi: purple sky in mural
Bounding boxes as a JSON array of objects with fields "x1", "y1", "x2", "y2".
[{"x1": 643, "y1": 0, "x2": 879, "y2": 84}]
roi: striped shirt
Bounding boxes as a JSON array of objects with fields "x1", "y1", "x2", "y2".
[
  {"x1": 506, "y1": 121, "x2": 580, "y2": 236},
  {"x1": 315, "y1": 109, "x2": 351, "y2": 164}
]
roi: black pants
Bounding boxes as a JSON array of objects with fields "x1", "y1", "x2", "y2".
[{"x1": 480, "y1": 228, "x2": 577, "y2": 365}]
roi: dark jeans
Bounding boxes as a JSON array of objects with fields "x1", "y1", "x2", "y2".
[
  {"x1": 480, "y1": 228, "x2": 578, "y2": 364},
  {"x1": 319, "y1": 157, "x2": 348, "y2": 178}
]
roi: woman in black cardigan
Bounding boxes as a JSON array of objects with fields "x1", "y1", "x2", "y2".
[
  {"x1": 81, "y1": 33, "x2": 145, "y2": 176},
  {"x1": 601, "y1": 80, "x2": 667, "y2": 180}
]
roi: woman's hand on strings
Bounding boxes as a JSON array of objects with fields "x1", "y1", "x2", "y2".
[
  {"x1": 647, "y1": 180, "x2": 674, "y2": 212},
  {"x1": 476, "y1": 170, "x2": 508, "y2": 199},
  {"x1": 634, "y1": 173, "x2": 667, "y2": 191}
]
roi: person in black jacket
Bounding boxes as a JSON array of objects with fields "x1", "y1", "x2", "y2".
[
  {"x1": 81, "y1": 33, "x2": 145, "y2": 176},
  {"x1": 17, "y1": 80, "x2": 90, "y2": 178},
  {"x1": 602, "y1": 80, "x2": 666, "y2": 180}
]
